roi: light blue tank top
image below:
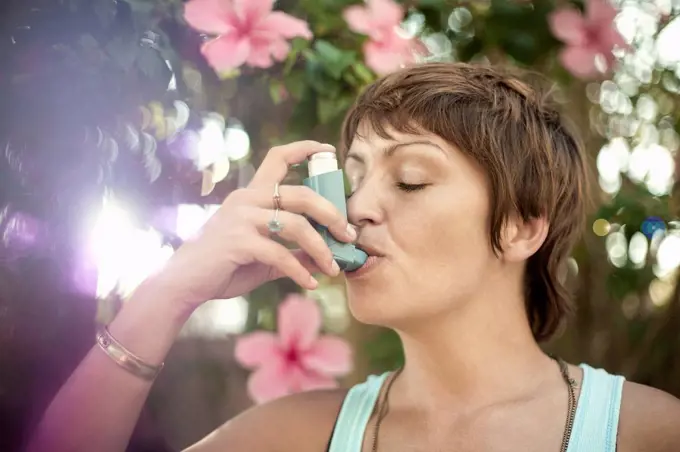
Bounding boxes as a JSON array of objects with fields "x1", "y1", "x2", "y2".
[{"x1": 328, "y1": 364, "x2": 625, "y2": 452}]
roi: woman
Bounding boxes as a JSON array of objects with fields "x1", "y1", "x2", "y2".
[{"x1": 28, "y1": 63, "x2": 680, "y2": 452}]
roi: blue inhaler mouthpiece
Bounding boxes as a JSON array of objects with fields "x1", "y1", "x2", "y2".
[{"x1": 303, "y1": 152, "x2": 368, "y2": 272}]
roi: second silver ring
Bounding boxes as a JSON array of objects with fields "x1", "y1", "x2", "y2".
[{"x1": 268, "y1": 183, "x2": 284, "y2": 234}]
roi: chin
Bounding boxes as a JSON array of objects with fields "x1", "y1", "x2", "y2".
[
  {"x1": 345, "y1": 269, "x2": 474, "y2": 329},
  {"x1": 345, "y1": 280, "x2": 427, "y2": 328},
  {"x1": 346, "y1": 292, "x2": 399, "y2": 327},
  {"x1": 345, "y1": 269, "x2": 398, "y2": 326}
]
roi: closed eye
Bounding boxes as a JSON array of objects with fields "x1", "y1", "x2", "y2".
[{"x1": 396, "y1": 182, "x2": 428, "y2": 192}]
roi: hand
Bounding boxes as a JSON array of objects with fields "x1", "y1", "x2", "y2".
[{"x1": 153, "y1": 140, "x2": 357, "y2": 311}]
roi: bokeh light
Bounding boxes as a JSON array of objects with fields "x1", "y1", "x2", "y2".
[
  {"x1": 593, "y1": 218, "x2": 612, "y2": 236},
  {"x1": 649, "y1": 277, "x2": 675, "y2": 307},
  {"x1": 181, "y1": 297, "x2": 249, "y2": 337},
  {"x1": 606, "y1": 229, "x2": 628, "y2": 267},
  {"x1": 595, "y1": 2, "x2": 680, "y2": 197},
  {"x1": 224, "y1": 121, "x2": 251, "y2": 161},
  {"x1": 309, "y1": 285, "x2": 351, "y2": 334},
  {"x1": 90, "y1": 199, "x2": 173, "y2": 298},
  {"x1": 89, "y1": 198, "x2": 249, "y2": 333},
  {"x1": 641, "y1": 216, "x2": 666, "y2": 239},
  {"x1": 176, "y1": 204, "x2": 220, "y2": 241},
  {"x1": 197, "y1": 114, "x2": 228, "y2": 171},
  {"x1": 628, "y1": 231, "x2": 648, "y2": 267},
  {"x1": 655, "y1": 232, "x2": 680, "y2": 277}
]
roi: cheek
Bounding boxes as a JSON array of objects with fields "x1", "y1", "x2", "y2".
[{"x1": 392, "y1": 187, "x2": 492, "y2": 269}]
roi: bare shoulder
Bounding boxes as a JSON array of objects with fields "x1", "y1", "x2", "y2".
[
  {"x1": 183, "y1": 388, "x2": 348, "y2": 452},
  {"x1": 617, "y1": 380, "x2": 680, "y2": 452}
]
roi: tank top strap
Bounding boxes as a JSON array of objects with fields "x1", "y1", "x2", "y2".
[
  {"x1": 327, "y1": 372, "x2": 389, "y2": 452},
  {"x1": 567, "y1": 363, "x2": 625, "y2": 452}
]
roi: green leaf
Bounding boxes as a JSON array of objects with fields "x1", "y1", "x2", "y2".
[
  {"x1": 352, "y1": 62, "x2": 375, "y2": 84},
  {"x1": 305, "y1": 58, "x2": 343, "y2": 97},
  {"x1": 457, "y1": 36, "x2": 484, "y2": 62},
  {"x1": 317, "y1": 95, "x2": 353, "y2": 124},
  {"x1": 343, "y1": 71, "x2": 360, "y2": 87},
  {"x1": 417, "y1": 0, "x2": 448, "y2": 7},
  {"x1": 419, "y1": 6, "x2": 444, "y2": 30},
  {"x1": 289, "y1": 88, "x2": 319, "y2": 136},
  {"x1": 486, "y1": 0, "x2": 559, "y2": 66},
  {"x1": 292, "y1": 37, "x2": 311, "y2": 53},
  {"x1": 302, "y1": 48, "x2": 318, "y2": 63},
  {"x1": 313, "y1": 40, "x2": 357, "y2": 79},
  {"x1": 366, "y1": 328, "x2": 404, "y2": 372},
  {"x1": 283, "y1": 38, "x2": 310, "y2": 74},
  {"x1": 269, "y1": 79, "x2": 285, "y2": 105},
  {"x1": 284, "y1": 71, "x2": 306, "y2": 99}
]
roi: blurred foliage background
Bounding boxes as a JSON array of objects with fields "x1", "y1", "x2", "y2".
[{"x1": 0, "y1": 0, "x2": 679, "y2": 450}]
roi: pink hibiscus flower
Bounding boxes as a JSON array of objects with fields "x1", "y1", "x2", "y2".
[
  {"x1": 234, "y1": 294, "x2": 353, "y2": 404},
  {"x1": 549, "y1": 0, "x2": 627, "y2": 79},
  {"x1": 184, "y1": 0, "x2": 313, "y2": 73},
  {"x1": 343, "y1": 0, "x2": 426, "y2": 75}
]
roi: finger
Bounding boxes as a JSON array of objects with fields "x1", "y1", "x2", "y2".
[
  {"x1": 234, "y1": 185, "x2": 356, "y2": 242},
  {"x1": 291, "y1": 249, "x2": 324, "y2": 274},
  {"x1": 250, "y1": 236, "x2": 319, "y2": 290},
  {"x1": 248, "y1": 141, "x2": 336, "y2": 189},
  {"x1": 248, "y1": 208, "x2": 339, "y2": 277},
  {"x1": 267, "y1": 249, "x2": 323, "y2": 281}
]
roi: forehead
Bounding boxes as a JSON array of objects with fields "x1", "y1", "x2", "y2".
[{"x1": 345, "y1": 123, "x2": 453, "y2": 158}]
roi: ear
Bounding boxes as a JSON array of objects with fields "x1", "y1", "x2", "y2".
[{"x1": 501, "y1": 215, "x2": 549, "y2": 263}]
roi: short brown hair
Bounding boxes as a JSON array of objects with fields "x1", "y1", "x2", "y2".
[{"x1": 340, "y1": 62, "x2": 587, "y2": 342}]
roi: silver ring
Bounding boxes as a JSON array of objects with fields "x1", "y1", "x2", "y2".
[{"x1": 267, "y1": 183, "x2": 283, "y2": 234}]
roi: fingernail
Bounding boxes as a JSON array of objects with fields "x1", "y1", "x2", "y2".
[
  {"x1": 320, "y1": 143, "x2": 336, "y2": 151},
  {"x1": 346, "y1": 224, "x2": 357, "y2": 241},
  {"x1": 331, "y1": 259, "x2": 340, "y2": 276},
  {"x1": 309, "y1": 276, "x2": 319, "y2": 288}
]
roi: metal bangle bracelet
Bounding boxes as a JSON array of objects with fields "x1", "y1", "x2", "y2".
[{"x1": 96, "y1": 326, "x2": 164, "y2": 381}]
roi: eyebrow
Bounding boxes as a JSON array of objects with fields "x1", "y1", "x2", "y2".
[{"x1": 346, "y1": 140, "x2": 446, "y2": 164}]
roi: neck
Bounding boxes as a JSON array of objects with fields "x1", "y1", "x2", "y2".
[{"x1": 393, "y1": 283, "x2": 558, "y2": 412}]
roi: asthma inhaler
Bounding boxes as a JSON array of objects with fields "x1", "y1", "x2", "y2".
[{"x1": 303, "y1": 152, "x2": 368, "y2": 272}]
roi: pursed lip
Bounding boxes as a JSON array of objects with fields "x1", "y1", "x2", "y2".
[
  {"x1": 345, "y1": 255, "x2": 383, "y2": 278},
  {"x1": 346, "y1": 243, "x2": 386, "y2": 278},
  {"x1": 355, "y1": 243, "x2": 385, "y2": 258}
]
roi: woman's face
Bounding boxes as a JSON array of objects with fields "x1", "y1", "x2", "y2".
[{"x1": 344, "y1": 125, "x2": 502, "y2": 329}]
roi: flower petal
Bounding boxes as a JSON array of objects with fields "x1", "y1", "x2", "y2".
[
  {"x1": 234, "y1": 0, "x2": 274, "y2": 25},
  {"x1": 257, "y1": 11, "x2": 313, "y2": 39},
  {"x1": 343, "y1": 5, "x2": 374, "y2": 35},
  {"x1": 598, "y1": 24, "x2": 627, "y2": 50},
  {"x1": 270, "y1": 38, "x2": 291, "y2": 61},
  {"x1": 247, "y1": 365, "x2": 290, "y2": 404},
  {"x1": 234, "y1": 331, "x2": 282, "y2": 369},
  {"x1": 288, "y1": 366, "x2": 339, "y2": 392},
  {"x1": 548, "y1": 8, "x2": 588, "y2": 45},
  {"x1": 586, "y1": 0, "x2": 618, "y2": 25},
  {"x1": 368, "y1": 0, "x2": 404, "y2": 31},
  {"x1": 364, "y1": 39, "x2": 411, "y2": 75},
  {"x1": 184, "y1": 0, "x2": 235, "y2": 35},
  {"x1": 246, "y1": 48, "x2": 274, "y2": 67},
  {"x1": 560, "y1": 45, "x2": 600, "y2": 79},
  {"x1": 409, "y1": 37, "x2": 429, "y2": 60},
  {"x1": 277, "y1": 294, "x2": 322, "y2": 350},
  {"x1": 201, "y1": 35, "x2": 250, "y2": 72},
  {"x1": 301, "y1": 336, "x2": 353, "y2": 376}
]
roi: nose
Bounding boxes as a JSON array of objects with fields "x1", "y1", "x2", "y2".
[{"x1": 347, "y1": 179, "x2": 384, "y2": 228}]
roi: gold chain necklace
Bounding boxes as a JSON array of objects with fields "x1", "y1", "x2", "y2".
[{"x1": 371, "y1": 356, "x2": 577, "y2": 452}]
